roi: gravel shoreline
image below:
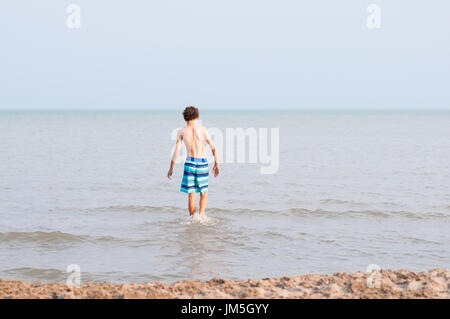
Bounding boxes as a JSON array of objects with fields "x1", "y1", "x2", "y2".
[{"x1": 1, "y1": 269, "x2": 448, "y2": 299}]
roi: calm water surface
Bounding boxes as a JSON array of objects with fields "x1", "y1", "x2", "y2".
[{"x1": 0, "y1": 111, "x2": 449, "y2": 283}]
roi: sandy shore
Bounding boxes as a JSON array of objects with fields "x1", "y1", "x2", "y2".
[{"x1": 1, "y1": 269, "x2": 448, "y2": 299}]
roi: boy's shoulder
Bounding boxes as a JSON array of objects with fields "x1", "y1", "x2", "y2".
[{"x1": 199, "y1": 125, "x2": 209, "y2": 135}]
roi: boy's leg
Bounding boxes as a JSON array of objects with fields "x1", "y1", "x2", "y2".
[
  {"x1": 199, "y1": 192, "x2": 208, "y2": 217},
  {"x1": 188, "y1": 193, "x2": 196, "y2": 216}
]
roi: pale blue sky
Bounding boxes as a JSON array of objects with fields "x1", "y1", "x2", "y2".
[{"x1": 0, "y1": 1, "x2": 449, "y2": 110}]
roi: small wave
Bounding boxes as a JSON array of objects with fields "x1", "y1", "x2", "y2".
[
  {"x1": 320, "y1": 199, "x2": 367, "y2": 207},
  {"x1": 61, "y1": 205, "x2": 450, "y2": 220},
  {"x1": 84, "y1": 205, "x2": 182, "y2": 213},
  {"x1": 3, "y1": 267, "x2": 68, "y2": 282},
  {"x1": 286, "y1": 208, "x2": 450, "y2": 220},
  {"x1": 1, "y1": 267, "x2": 121, "y2": 283},
  {"x1": 0, "y1": 231, "x2": 122, "y2": 244},
  {"x1": 401, "y1": 236, "x2": 443, "y2": 245},
  {"x1": 0, "y1": 231, "x2": 87, "y2": 243},
  {"x1": 210, "y1": 207, "x2": 449, "y2": 220},
  {"x1": 1, "y1": 267, "x2": 169, "y2": 284},
  {"x1": 212, "y1": 208, "x2": 276, "y2": 215},
  {"x1": 262, "y1": 231, "x2": 292, "y2": 240}
]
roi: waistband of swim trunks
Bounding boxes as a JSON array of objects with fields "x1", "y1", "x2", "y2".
[{"x1": 186, "y1": 156, "x2": 207, "y2": 163}]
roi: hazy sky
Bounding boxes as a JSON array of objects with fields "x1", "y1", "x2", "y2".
[{"x1": 0, "y1": 1, "x2": 449, "y2": 110}]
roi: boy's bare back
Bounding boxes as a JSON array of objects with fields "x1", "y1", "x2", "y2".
[{"x1": 178, "y1": 125, "x2": 212, "y2": 159}]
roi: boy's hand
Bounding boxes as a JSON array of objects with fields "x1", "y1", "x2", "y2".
[
  {"x1": 213, "y1": 164, "x2": 220, "y2": 177},
  {"x1": 167, "y1": 168, "x2": 173, "y2": 179}
]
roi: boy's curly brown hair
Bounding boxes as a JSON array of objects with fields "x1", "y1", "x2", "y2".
[{"x1": 183, "y1": 106, "x2": 199, "y2": 122}]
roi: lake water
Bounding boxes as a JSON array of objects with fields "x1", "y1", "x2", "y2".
[{"x1": 0, "y1": 111, "x2": 449, "y2": 283}]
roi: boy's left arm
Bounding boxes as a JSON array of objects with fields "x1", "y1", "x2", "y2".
[{"x1": 204, "y1": 127, "x2": 220, "y2": 177}]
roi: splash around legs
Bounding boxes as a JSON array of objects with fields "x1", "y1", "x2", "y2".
[{"x1": 188, "y1": 192, "x2": 208, "y2": 222}]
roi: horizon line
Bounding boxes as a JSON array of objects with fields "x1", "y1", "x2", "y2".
[{"x1": 0, "y1": 108, "x2": 449, "y2": 114}]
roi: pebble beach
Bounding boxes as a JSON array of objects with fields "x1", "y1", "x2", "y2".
[{"x1": 1, "y1": 269, "x2": 448, "y2": 299}]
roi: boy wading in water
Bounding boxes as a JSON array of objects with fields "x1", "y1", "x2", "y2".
[{"x1": 167, "y1": 106, "x2": 220, "y2": 219}]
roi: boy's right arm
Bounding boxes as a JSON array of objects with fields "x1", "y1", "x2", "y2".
[
  {"x1": 204, "y1": 127, "x2": 220, "y2": 177},
  {"x1": 168, "y1": 130, "x2": 182, "y2": 179}
]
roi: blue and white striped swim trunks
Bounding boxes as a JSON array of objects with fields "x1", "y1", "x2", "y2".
[{"x1": 180, "y1": 157, "x2": 209, "y2": 194}]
